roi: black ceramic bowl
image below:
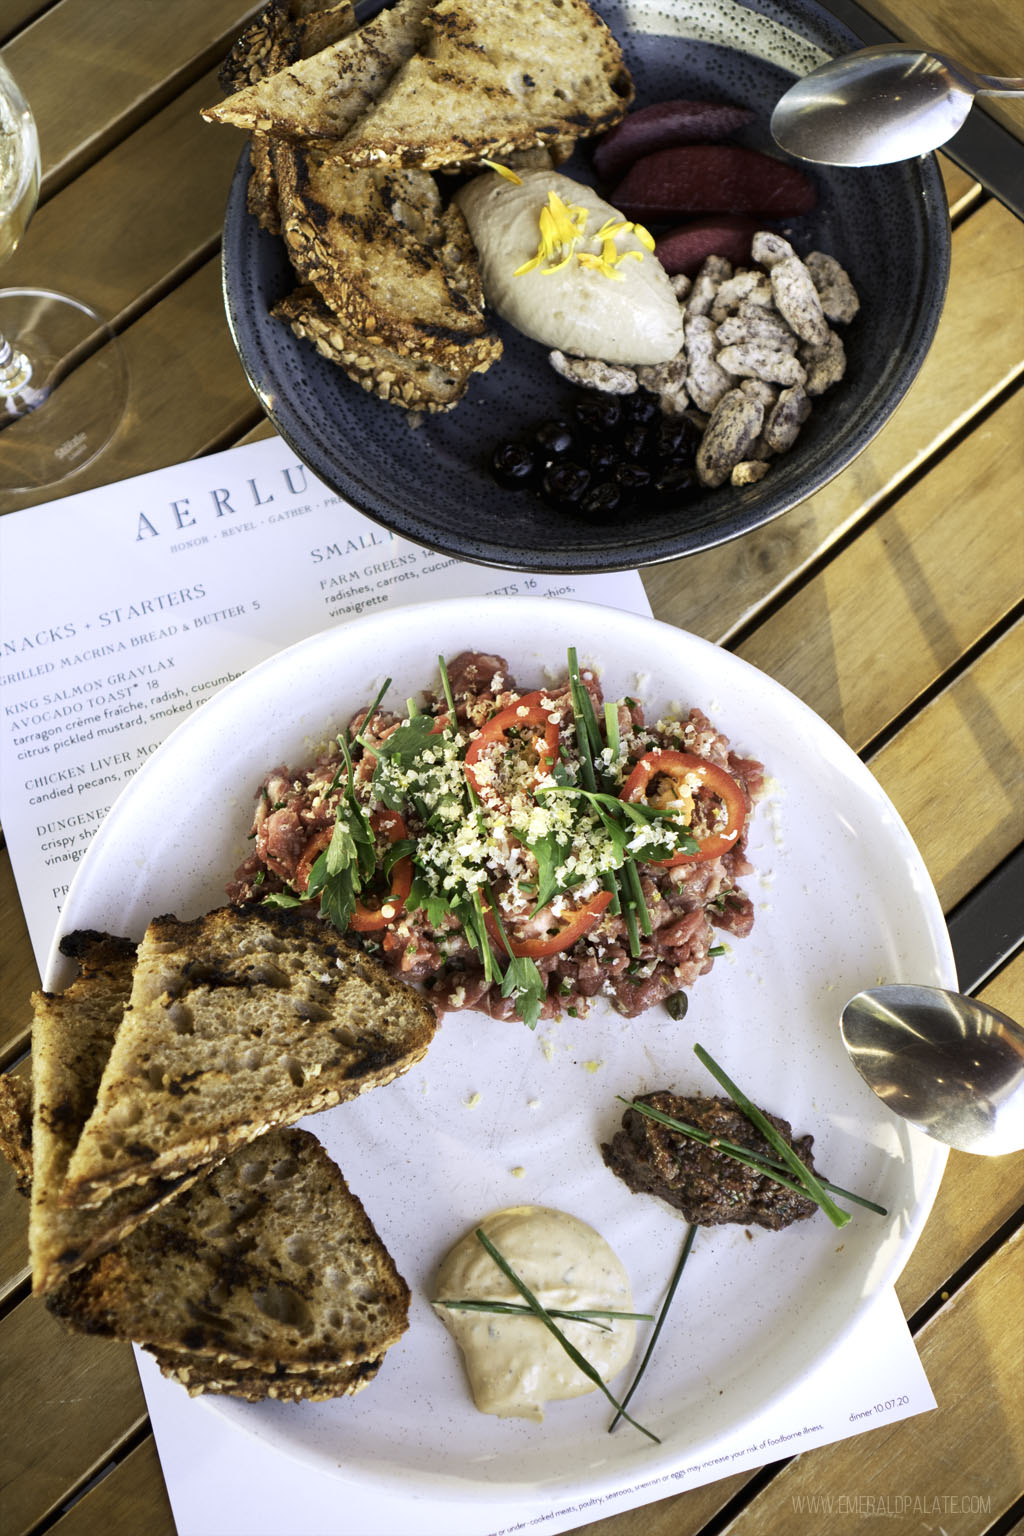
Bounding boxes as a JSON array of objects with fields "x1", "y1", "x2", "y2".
[{"x1": 220, "y1": 0, "x2": 950, "y2": 573}]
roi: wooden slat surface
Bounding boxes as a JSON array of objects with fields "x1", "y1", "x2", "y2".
[
  {"x1": 2, "y1": 0, "x2": 259, "y2": 194},
  {"x1": 0, "y1": 2, "x2": 1020, "y2": 1534}
]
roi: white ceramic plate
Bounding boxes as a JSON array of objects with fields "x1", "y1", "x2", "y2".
[{"x1": 51, "y1": 597, "x2": 953, "y2": 1504}]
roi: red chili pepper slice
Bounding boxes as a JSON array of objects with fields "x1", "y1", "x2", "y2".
[
  {"x1": 620, "y1": 749, "x2": 746, "y2": 865},
  {"x1": 295, "y1": 810, "x2": 412, "y2": 929},
  {"x1": 484, "y1": 889, "x2": 613, "y2": 958},
  {"x1": 464, "y1": 691, "x2": 561, "y2": 803}
]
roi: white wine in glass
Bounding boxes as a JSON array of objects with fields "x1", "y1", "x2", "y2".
[{"x1": 0, "y1": 56, "x2": 128, "y2": 494}]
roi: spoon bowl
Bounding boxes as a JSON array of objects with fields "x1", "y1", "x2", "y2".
[
  {"x1": 771, "y1": 44, "x2": 1024, "y2": 166},
  {"x1": 840, "y1": 984, "x2": 1024, "y2": 1155}
]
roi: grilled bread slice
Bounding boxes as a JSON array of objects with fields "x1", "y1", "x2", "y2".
[
  {"x1": 29, "y1": 932, "x2": 204, "y2": 1296},
  {"x1": 332, "y1": 0, "x2": 633, "y2": 171},
  {"x1": 272, "y1": 285, "x2": 474, "y2": 410},
  {"x1": 276, "y1": 144, "x2": 501, "y2": 372},
  {"x1": 49, "y1": 1127, "x2": 410, "y2": 1384},
  {"x1": 61, "y1": 905, "x2": 437, "y2": 1206},
  {"x1": 146, "y1": 1345, "x2": 383, "y2": 1401},
  {"x1": 218, "y1": 0, "x2": 357, "y2": 93},
  {"x1": 204, "y1": 0, "x2": 435, "y2": 139}
]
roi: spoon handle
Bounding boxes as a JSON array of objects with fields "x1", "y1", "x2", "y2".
[{"x1": 974, "y1": 75, "x2": 1024, "y2": 95}]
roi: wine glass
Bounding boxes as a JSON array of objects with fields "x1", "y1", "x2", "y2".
[{"x1": 0, "y1": 56, "x2": 128, "y2": 495}]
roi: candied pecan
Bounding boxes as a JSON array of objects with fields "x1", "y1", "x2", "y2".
[
  {"x1": 684, "y1": 313, "x2": 732, "y2": 412},
  {"x1": 769, "y1": 256, "x2": 830, "y2": 346},
  {"x1": 805, "y1": 251, "x2": 860, "y2": 325},
  {"x1": 764, "y1": 384, "x2": 812, "y2": 452},
  {"x1": 696, "y1": 388, "x2": 765, "y2": 487},
  {"x1": 548, "y1": 350, "x2": 638, "y2": 394}
]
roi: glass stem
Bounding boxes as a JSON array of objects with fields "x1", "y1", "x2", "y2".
[{"x1": 0, "y1": 326, "x2": 34, "y2": 396}]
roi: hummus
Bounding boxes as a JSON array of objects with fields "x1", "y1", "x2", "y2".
[
  {"x1": 433, "y1": 1204, "x2": 637, "y2": 1422},
  {"x1": 455, "y1": 170, "x2": 683, "y2": 365}
]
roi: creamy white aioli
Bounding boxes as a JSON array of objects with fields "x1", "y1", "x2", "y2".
[
  {"x1": 454, "y1": 170, "x2": 683, "y2": 365},
  {"x1": 433, "y1": 1205, "x2": 637, "y2": 1422}
]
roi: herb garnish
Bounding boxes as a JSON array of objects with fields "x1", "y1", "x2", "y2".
[
  {"x1": 619, "y1": 1043, "x2": 886, "y2": 1226},
  {"x1": 692, "y1": 1044, "x2": 855, "y2": 1227},
  {"x1": 473, "y1": 1227, "x2": 660, "y2": 1443},
  {"x1": 608, "y1": 1224, "x2": 698, "y2": 1433},
  {"x1": 259, "y1": 646, "x2": 715, "y2": 1028},
  {"x1": 434, "y1": 1298, "x2": 653, "y2": 1332}
]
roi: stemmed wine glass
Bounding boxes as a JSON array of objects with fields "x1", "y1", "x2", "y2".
[{"x1": 0, "y1": 56, "x2": 128, "y2": 494}]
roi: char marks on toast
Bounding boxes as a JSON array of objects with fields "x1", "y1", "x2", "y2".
[
  {"x1": 61, "y1": 906, "x2": 437, "y2": 1206},
  {"x1": 205, "y1": 0, "x2": 436, "y2": 140},
  {"x1": 276, "y1": 144, "x2": 501, "y2": 372},
  {"x1": 48, "y1": 1128, "x2": 410, "y2": 1377},
  {"x1": 332, "y1": 0, "x2": 634, "y2": 171},
  {"x1": 29, "y1": 932, "x2": 204, "y2": 1296},
  {"x1": 272, "y1": 285, "x2": 474, "y2": 410}
]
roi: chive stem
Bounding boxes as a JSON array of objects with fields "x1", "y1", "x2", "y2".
[
  {"x1": 475, "y1": 1227, "x2": 660, "y2": 1444},
  {"x1": 616, "y1": 1097, "x2": 886, "y2": 1216},
  {"x1": 609, "y1": 1224, "x2": 697, "y2": 1432},
  {"x1": 693, "y1": 1044, "x2": 853, "y2": 1228},
  {"x1": 434, "y1": 1298, "x2": 654, "y2": 1330}
]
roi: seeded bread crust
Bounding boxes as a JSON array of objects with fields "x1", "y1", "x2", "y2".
[
  {"x1": 332, "y1": 0, "x2": 634, "y2": 171},
  {"x1": 60, "y1": 905, "x2": 437, "y2": 1207},
  {"x1": 276, "y1": 144, "x2": 501, "y2": 372},
  {"x1": 218, "y1": 1, "x2": 356, "y2": 93},
  {"x1": 29, "y1": 932, "x2": 207, "y2": 1296},
  {"x1": 272, "y1": 284, "x2": 474, "y2": 410},
  {"x1": 49, "y1": 1127, "x2": 410, "y2": 1379},
  {"x1": 147, "y1": 1345, "x2": 383, "y2": 1401},
  {"x1": 205, "y1": 0, "x2": 436, "y2": 139}
]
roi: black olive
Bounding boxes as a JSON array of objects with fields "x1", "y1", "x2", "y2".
[
  {"x1": 655, "y1": 416, "x2": 701, "y2": 462},
  {"x1": 619, "y1": 424, "x2": 649, "y2": 460},
  {"x1": 491, "y1": 441, "x2": 536, "y2": 486},
  {"x1": 612, "y1": 462, "x2": 652, "y2": 492},
  {"x1": 534, "y1": 419, "x2": 575, "y2": 457},
  {"x1": 578, "y1": 481, "x2": 622, "y2": 518},
  {"x1": 654, "y1": 462, "x2": 698, "y2": 497},
  {"x1": 542, "y1": 460, "x2": 590, "y2": 507},
  {"x1": 585, "y1": 440, "x2": 619, "y2": 477},
  {"x1": 574, "y1": 396, "x2": 623, "y2": 435},
  {"x1": 625, "y1": 391, "x2": 658, "y2": 425},
  {"x1": 664, "y1": 991, "x2": 688, "y2": 1020}
]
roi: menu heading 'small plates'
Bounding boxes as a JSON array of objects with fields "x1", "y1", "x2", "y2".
[{"x1": 52, "y1": 598, "x2": 953, "y2": 1503}]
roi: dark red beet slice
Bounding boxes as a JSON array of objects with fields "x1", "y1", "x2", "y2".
[
  {"x1": 611, "y1": 145, "x2": 817, "y2": 222},
  {"x1": 592, "y1": 99, "x2": 756, "y2": 182},
  {"x1": 654, "y1": 216, "x2": 762, "y2": 276}
]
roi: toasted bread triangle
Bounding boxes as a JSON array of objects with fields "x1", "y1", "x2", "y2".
[
  {"x1": 204, "y1": 0, "x2": 436, "y2": 139},
  {"x1": 218, "y1": 0, "x2": 357, "y2": 94},
  {"x1": 60, "y1": 906, "x2": 437, "y2": 1207},
  {"x1": 29, "y1": 932, "x2": 207, "y2": 1296},
  {"x1": 275, "y1": 145, "x2": 501, "y2": 370},
  {"x1": 49, "y1": 1127, "x2": 410, "y2": 1377},
  {"x1": 332, "y1": 0, "x2": 634, "y2": 170}
]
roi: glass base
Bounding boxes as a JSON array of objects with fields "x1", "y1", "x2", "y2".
[{"x1": 0, "y1": 287, "x2": 129, "y2": 495}]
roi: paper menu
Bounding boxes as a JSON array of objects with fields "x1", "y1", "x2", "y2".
[
  {"x1": 140, "y1": 1286, "x2": 935, "y2": 1536},
  {"x1": 0, "y1": 432, "x2": 650, "y2": 973}
]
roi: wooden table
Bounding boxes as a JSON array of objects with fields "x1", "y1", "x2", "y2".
[{"x1": 1, "y1": 3, "x2": 1022, "y2": 1533}]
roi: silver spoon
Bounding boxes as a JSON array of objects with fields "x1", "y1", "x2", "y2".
[
  {"x1": 840, "y1": 984, "x2": 1024, "y2": 1156},
  {"x1": 771, "y1": 44, "x2": 1024, "y2": 167}
]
